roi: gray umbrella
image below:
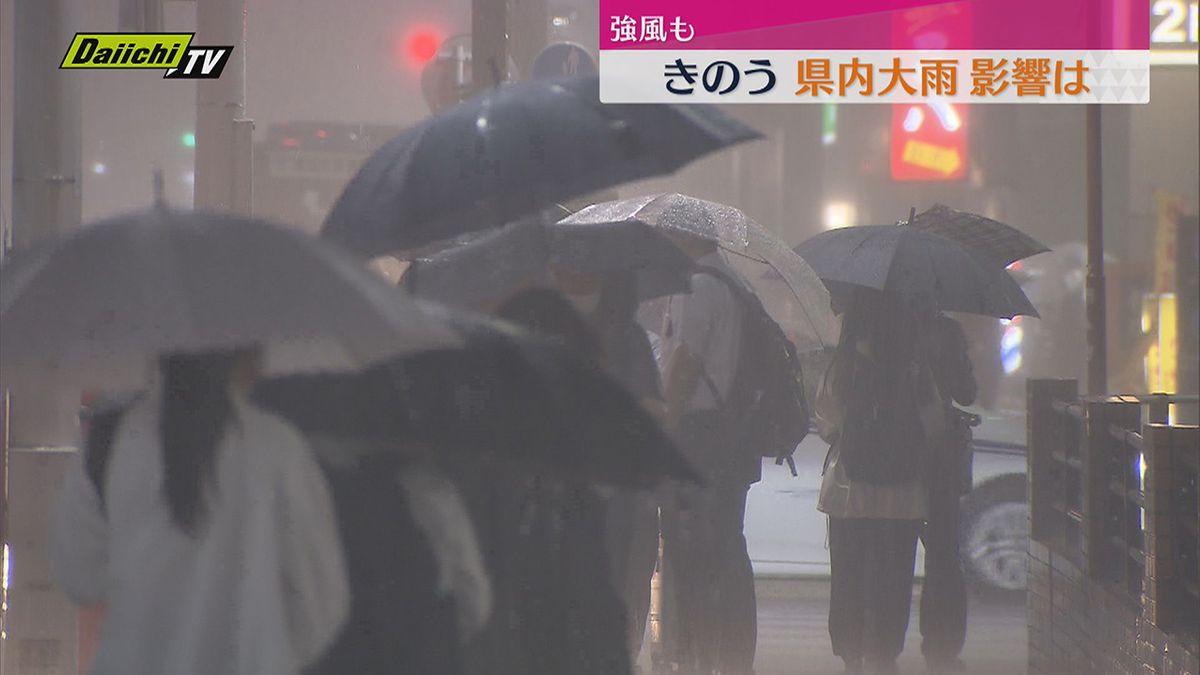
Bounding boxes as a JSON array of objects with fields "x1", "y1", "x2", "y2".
[
  {"x1": 0, "y1": 208, "x2": 461, "y2": 390},
  {"x1": 401, "y1": 214, "x2": 703, "y2": 311},
  {"x1": 320, "y1": 75, "x2": 762, "y2": 258},
  {"x1": 793, "y1": 224, "x2": 1039, "y2": 319},
  {"x1": 560, "y1": 193, "x2": 838, "y2": 353},
  {"x1": 907, "y1": 204, "x2": 1050, "y2": 267}
]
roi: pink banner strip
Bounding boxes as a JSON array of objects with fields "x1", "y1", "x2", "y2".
[{"x1": 600, "y1": 0, "x2": 1150, "y2": 50}]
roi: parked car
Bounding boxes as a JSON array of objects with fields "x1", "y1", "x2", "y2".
[{"x1": 744, "y1": 409, "x2": 1029, "y2": 593}]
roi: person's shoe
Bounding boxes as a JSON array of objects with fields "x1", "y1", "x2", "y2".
[
  {"x1": 842, "y1": 656, "x2": 864, "y2": 674},
  {"x1": 926, "y1": 657, "x2": 968, "y2": 673}
]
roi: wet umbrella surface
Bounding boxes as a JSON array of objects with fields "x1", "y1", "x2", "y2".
[
  {"x1": 0, "y1": 208, "x2": 461, "y2": 389},
  {"x1": 794, "y1": 224, "x2": 1039, "y2": 319},
  {"x1": 561, "y1": 193, "x2": 838, "y2": 352},
  {"x1": 255, "y1": 314, "x2": 699, "y2": 488},
  {"x1": 402, "y1": 214, "x2": 705, "y2": 311},
  {"x1": 907, "y1": 204, "x2": 1050, "y2": 267},
  {"x1": 319, "y1": 76, "x2": 762, "y2": 258}
]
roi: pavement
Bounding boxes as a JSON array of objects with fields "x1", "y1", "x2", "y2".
[{"x1": 639, "y1": 578, "x2": 1027, "y2": 675}]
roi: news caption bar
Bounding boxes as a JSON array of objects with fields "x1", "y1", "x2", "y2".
[{"x1": 599, "y1": 50, "x2": 1151, "y2": 104}]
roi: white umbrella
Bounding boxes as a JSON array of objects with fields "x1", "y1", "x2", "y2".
[{"x1": 0, "y1": 209, "x2": 461, "y2": 389}]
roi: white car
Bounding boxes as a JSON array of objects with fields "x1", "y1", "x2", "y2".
[{"x1": 744, "y1": 409, "x2": 1029, "y2": 592}]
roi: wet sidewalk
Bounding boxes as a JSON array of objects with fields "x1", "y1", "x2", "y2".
[{"x1": 640, "y1": 578, "x2": 1028, "y2": 674}]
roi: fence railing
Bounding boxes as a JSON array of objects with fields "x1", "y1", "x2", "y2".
[{"x1": 1029, "y1": 380, "x2": 1199, "y2": 637}]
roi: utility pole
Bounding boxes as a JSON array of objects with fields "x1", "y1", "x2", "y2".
[
  {"x1": 471, "y1": 0, "x2": 508, "y2": 95},
  {"x1": 1085, "y1": 105, "x2": 1107, "y2": 396},
  {"x1": 194, "y1": 0, "x2": 252, "y2": 214},
  {"x1": 6, "y1": 3, "x2": 83, "y2": 671},
  {"x1": 7, "y1": 0, "x2": 83, "y2": 447}
]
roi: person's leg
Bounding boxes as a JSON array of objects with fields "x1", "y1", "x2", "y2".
[
  {"x1": 828, "y1": 517, "x2": 868, "y2": 670},
  {"x1": 713, "y1": 482, "x2": 757, "y2": 675},
  {"x1": 626, "y1": 495, "x2": 660, "y2": 661},
  {"x1": 920, "y1": 482, "x2": 969, "y2": 668},
  {"x1": 866, "y1": 519, "x2": 920, "y2": 670},
  {"x1": 660, "y1": 488, "x2": 713, "y2": 673}
]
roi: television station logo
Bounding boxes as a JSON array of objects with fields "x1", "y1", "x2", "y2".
[{"x1": 60, "y1": 33, "x2": 233, "y2": 79}]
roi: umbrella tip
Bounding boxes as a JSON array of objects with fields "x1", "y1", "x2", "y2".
[{"x1": 152, "y1": 167, "x2": 166, "y2": 209}]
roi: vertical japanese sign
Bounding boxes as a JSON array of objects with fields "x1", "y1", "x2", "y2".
[
  {"x1": 890, "y1": 5, "x2": 970, "y2": 181},
  {"x1": 599, "y1": 0, "x2": 1151, "y2": 104}
]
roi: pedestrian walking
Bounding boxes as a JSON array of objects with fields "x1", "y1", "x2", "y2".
[
  {"x1": 919, "y1": 312, "x2": 979, "y2": 673},
  {"x1": 51, "y1": 347, "x2": 350, "y2": 675},
  {"x1": 559, "y1": 272, "x2": 667, "y2": 667},
  {"x1": 814, "y1": 290, "x2": 945, "y2": 674},
  {"x1": 659, "y1": 262, "x2": 759, "y2": 675},
  {"x1": 452, "y1": 288, "x2": 633, "y2": 675}
]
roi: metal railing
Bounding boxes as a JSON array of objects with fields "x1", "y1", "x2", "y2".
[{"x1": 1029, "y1": 380, "x2": 1199, "y2": 637}]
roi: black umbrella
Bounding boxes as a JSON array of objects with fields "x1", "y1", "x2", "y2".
[
  {"x1": 907, "y1": 204, "x2": 1050, "y2": 267},
  {"x1": 561, "y1": 193, "x2": 839, "y2": 352},
  {"x1": 319, "y1": 76, "x2": 762, "y2": 258},
  {"x1": 793, "y1": 225, "x2": 1038, "y2": 319},
  {"x1": 401, "y1": 215, "x2": 703, "y2": 311},
  {"x1": 254, "y1": 315, "x2": 698, "y2": 488}
]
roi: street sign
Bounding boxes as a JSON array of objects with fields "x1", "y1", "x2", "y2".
[{"x1": 531, "y1": 41, "x2": 596, "y2": 79}]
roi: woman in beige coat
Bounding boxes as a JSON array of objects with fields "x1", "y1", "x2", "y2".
[{"x1": 815, "y1": 291, "x2": 945, "y2": 674}]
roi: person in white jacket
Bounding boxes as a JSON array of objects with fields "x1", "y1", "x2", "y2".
[{"x1": 51, "y1": 346, "x2": 350, "y2": 675}]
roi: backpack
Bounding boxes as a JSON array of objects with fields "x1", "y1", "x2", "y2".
[
  {"x1": 833, "y1": 348, "x2": 929, "y2": 485},
  {"x1": 692, "y1": 265, "x2": 811, "y2": 469}
]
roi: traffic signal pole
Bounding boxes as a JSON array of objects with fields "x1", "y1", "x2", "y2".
[
  {"x1": 1085, "y1": 105, "x2": 1107, "y2": 396},
  {"x1": 195, "y1": 0, "x2": 252, "y2": 214}
]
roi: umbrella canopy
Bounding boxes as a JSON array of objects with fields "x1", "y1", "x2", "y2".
[
  {"x1": 907, "y1": 204, "x2": 1050, "y2": 267},
  {"x1": 0, "y1": 209, "x2": 461, "y2": 389},
  {"x1": 401, "y1": 215, "x2": 703, "y2": 312},
  {"x1": 254, "y1": 314, "x2": 698, "y2": 488},
  {"x1": 561, "y1": 193, "x2": 838, "y2": 353},
  {"x1": 319, "y1": 76, "x2": 762, "y2": 258},
  {"x1": 793, "y1": 225, "x2": 1039, "y2": 319}
]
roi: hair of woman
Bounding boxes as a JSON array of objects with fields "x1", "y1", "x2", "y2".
[{"x1": 158, "y1": 347, "x2": 255, "y2": 534}]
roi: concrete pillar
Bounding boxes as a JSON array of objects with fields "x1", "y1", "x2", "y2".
[
  {"x1": 194, "y1": 0, "x2": 252, "y2": 214},
  {"x1": 471, "y1": 0, "x2": 508, "y2": 94}
]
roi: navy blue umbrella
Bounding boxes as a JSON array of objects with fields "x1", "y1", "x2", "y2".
[
  {"x1": 794, "y1": 225, "x2": 1038, "y2": 319},
  {"x1": 319, "y1": 76, "x2": 761, "y2": 258},
  {"x1": 254, "y1": 315, "x2": 699, "y2": 488}
]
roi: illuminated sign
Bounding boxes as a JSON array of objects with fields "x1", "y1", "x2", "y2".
[
  {"x1": 890, "y1": 100, "x2": 969, "y2": 181},
  {"x1": 1150, "y1": 0, "x2": 1199, "y2": 64}
]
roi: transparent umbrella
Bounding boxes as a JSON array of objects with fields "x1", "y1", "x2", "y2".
[
  {"x1": 561, "y1": 193, "x2": 838, "y2": 353},
  {"x1": 0, "y1": 208, "x2": 461, "y2": 390}
]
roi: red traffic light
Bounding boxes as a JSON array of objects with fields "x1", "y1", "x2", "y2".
[{"x1": 400, "y1": 26, "x2": 442, "y2": 70}]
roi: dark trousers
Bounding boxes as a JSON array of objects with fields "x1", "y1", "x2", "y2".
[
  {"x1": 828, "y1": 517, "x2": 921, "y2": 667},
  {"x1": 919, "y1": 482, "x2": 968, "y2": 662},
  {"x1": 661, "y1": 483, "x2": 757, "y2": 674},
  {"x1": 605, "y1": 493, "x2": 661, "y2": 660}
]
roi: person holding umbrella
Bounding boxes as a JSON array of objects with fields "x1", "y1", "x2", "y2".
[
  {"x1": 658, "y1": 256, "x2": 758, "y2": 675},
  {"x1": 2, "y1": 209, "x2": 464, "y2": 675},
  {"x1": 552, "y1": 267, "x2": 667, "y2": 667},
  {"x1": 814, "y1": 289, "x2": 943, "y2": 675},
  {"x1": 52, "y1": 346, "x2": 351, "y2": 675},
  {"x1": 489, "y1": 287, "x2": 632, "y2": 675},
  {"x1": 918, "y1": 312, "x2": 978, "y2": 674}
]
